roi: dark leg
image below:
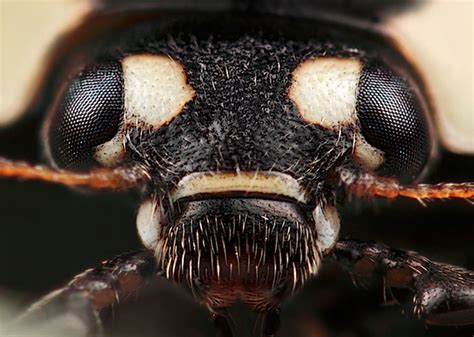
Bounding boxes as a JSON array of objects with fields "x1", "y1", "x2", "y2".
[
  {"x1": 333, "y1": 239, "x2": 474, "y2": 326},
  {"x1": 213, "y1": 312, "x2": 233, "y2": 337},
  {"x1": 212, "y1": 309, "x2": 280, "y2": 337},
  {"x1": 13, "y1": 251, "x2": 159, "y2": 335},
  {"x1": 262, "y1": 309, "x2": 280, "y2": 337}
]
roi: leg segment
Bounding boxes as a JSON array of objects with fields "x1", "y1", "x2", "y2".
[
  {"x1": 15, "y1": 251, "x2": 159, "y2": 335},
  {"x1": 262, "y1": 309, "x2": 281, "y2": 337},
  {"x1": 333, "y1": 239, "x2": 474, "y2": 326},
  {"x1": 213, "y1": 313, "x2": 234, "y2": 337},
  {"x1": 212, "y1": 310, "x2": 280, "y2": 337}
]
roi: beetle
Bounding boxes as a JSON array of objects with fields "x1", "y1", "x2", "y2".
[{"x1": 0, "y1": 1, "x2": 473, "y2": 336}]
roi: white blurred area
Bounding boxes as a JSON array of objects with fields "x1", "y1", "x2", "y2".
[
  {"x1": 0, "y1": 290, "x2": 85, "y2": 337},
  {"x1": 387, "y1": 0, "x2": 474, "y2": 153},
  {"x1": 0, "y1": 291, "x2": 21, "y2": 335},
  {"x1": 0, "y1": 0, "x2": 82, "y2": 126},
  {"x1": 0, "y1": 288, "x2": 62, "y2": 337}
]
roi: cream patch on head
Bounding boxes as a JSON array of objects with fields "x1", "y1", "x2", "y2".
[
  {"x1": 136, "y1": 198, "x2": 161, "y2": 250},
  {"x1": 93, "y1": 54, "x2": 194, "y2": 167},
  {"x1": 122, "y1": 54, "x2": 195, "y2": 128},
  {"x1": 289, "y1": 57, "x2": 362, "y2": 128},
  {"x1": 94, "y1": 133, "x2": 126, "y2": 167},
  {"x1": 313, "y1": 203, "x2": 340, "y2": 255},
  {"x1": 171, "y1": 171, "x2": 309, "y2": 203},
  {"x1": 353, "y1": 134, "x2": 385, "y2": 170}
]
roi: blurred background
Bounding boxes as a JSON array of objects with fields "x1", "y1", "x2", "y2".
[{"x1": 0, "y1": 1, "x2": 473, "y2": 336}]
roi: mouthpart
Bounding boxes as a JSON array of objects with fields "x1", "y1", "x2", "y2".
[{"x1": 135, "y1": 171, "x2": 340, "y2": 310}]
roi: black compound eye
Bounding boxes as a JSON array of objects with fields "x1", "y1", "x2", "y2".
[
  {"x1": 356, "y1": 61, "x2": 432, "y2": 182},
  {"x1": 46, "y1": 63, "x2": 123, "y2": 169}
]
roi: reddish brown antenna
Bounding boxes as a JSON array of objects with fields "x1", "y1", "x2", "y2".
[
  {"x1": 0, "y1": 158, "x2": 148, "y2": 190},
  {"x1": 339, "y1": 167, "x2": 474, "y2": 201}
]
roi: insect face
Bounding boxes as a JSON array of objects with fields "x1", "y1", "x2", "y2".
[
  {"x1": 1, "y1": 10, "x2": 473, "y2": 337},
  {"x1": 39, "y1": 16, "x2": 433, "y2": 311}
]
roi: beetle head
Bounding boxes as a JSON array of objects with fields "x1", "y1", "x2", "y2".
[{"x1": 30, "y1": 16, "x2": 435, "y2": 308}]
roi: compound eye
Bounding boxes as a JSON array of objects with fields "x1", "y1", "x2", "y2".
[
  {"x1": 356, "y1": 61, "x2": 432, "y2": 182},
  {"x1": 46, "y1": 63, "x2": 123, "y2": 169}
]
